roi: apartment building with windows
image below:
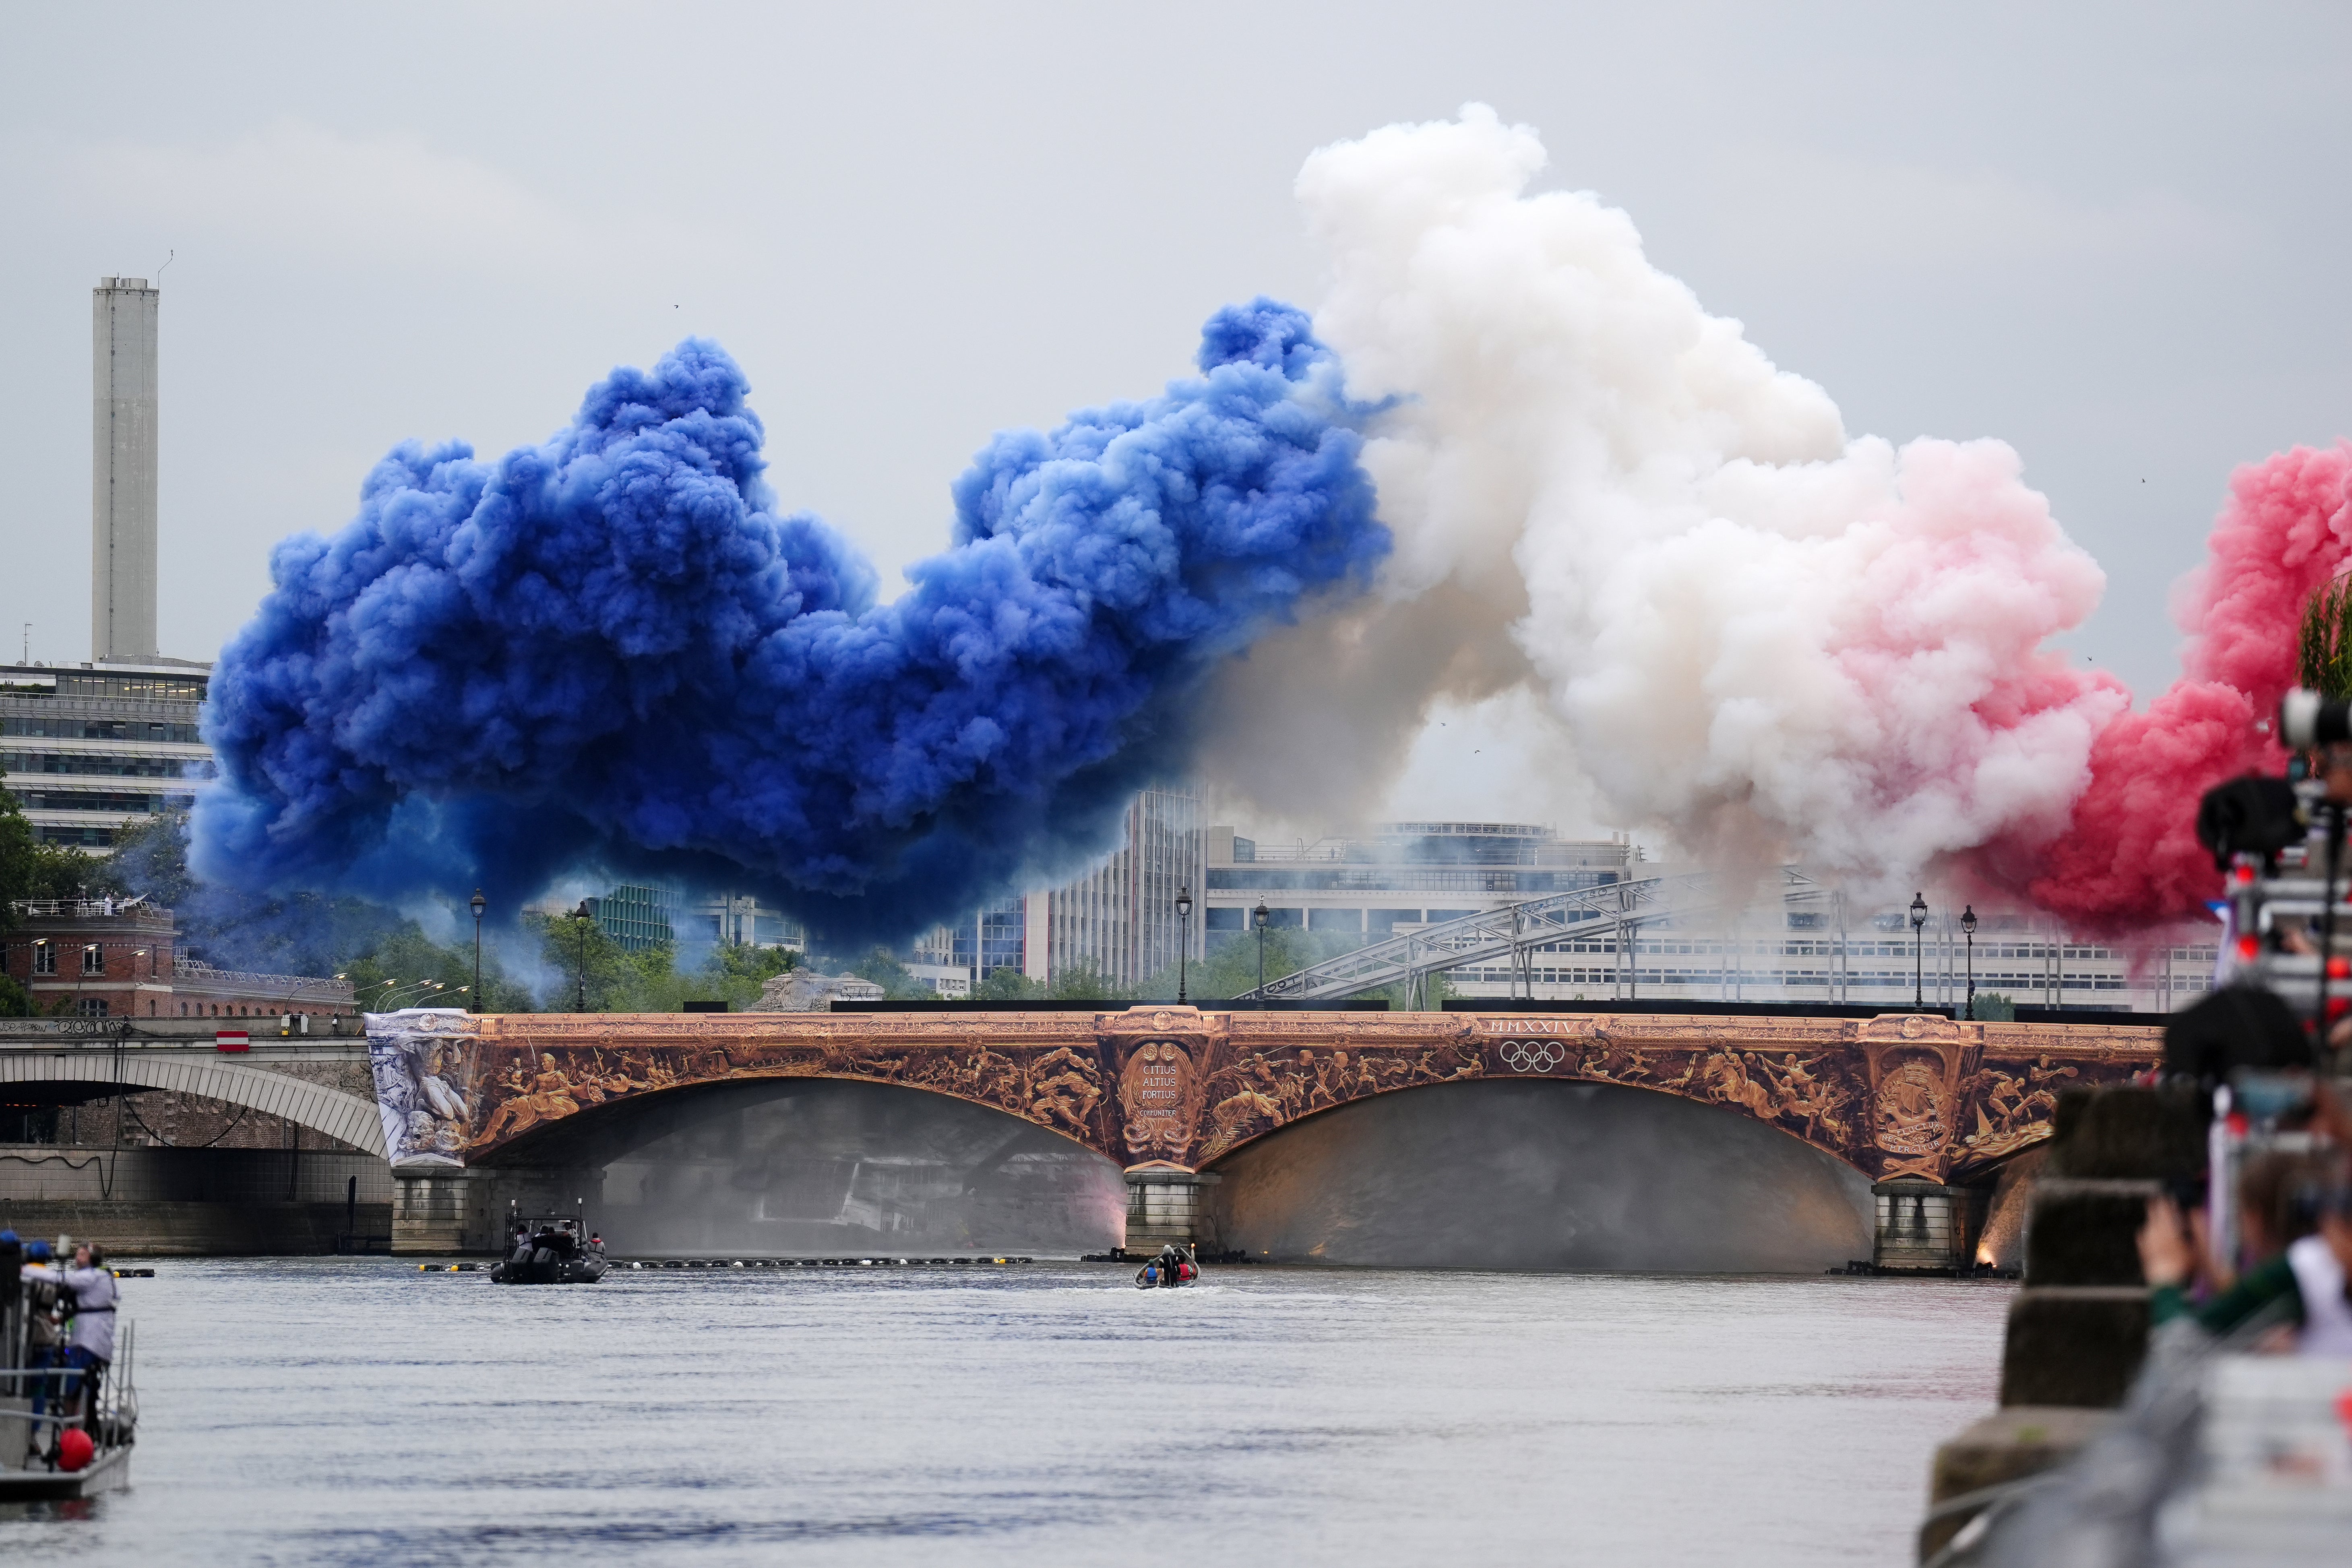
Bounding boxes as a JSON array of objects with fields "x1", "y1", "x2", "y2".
[
  {"x1": 907, "y1": 787, "x2": 1204, "y2": 993},
  {"x1": 0, "y1": 662, "x2": 212, "y2": 848},
  {"x1": 1201, "y1": 822, "x2": 1636, "y2": 945},
  {"x1": 1, "y1": 895, "x2": 353, "y2": 1021}
]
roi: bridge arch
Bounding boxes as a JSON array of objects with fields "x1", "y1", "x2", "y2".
[
  {"x1": 479, "y1": 1073, "x2": 1127, "y2": 1258},
  {"x1": 0, "y1": 1051, "x2": 386, "y2": 1155},
  {"x1": 480, "y1": 1067, "x2": 1110, "y2": 1169},
  {"x1": 1197, "y1": 1074, "x2": 1879, "y2": 1271}
]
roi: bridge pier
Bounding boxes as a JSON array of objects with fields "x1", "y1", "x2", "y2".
[
  {"x1": 1870, "y1": 1177, "x2": 1986, "y2": 1273},
  {"x1": 1124, "y1": 1164, "x2": 1219, "y2": 1252},
  {"x1": 393, "y1": 1165, "x2": 605, "y2": 1254},
  {"x1": 393, "y1": 1169, "x2": 487, "y2": 1253}
]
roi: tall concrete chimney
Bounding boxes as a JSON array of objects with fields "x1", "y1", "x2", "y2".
[{"x1": 92, "y1": 275, "x2": 159, "y2": 664}]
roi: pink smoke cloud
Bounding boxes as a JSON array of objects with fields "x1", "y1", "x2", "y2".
[{"x1": 2013, "y1": 444, "x2": 2352, "y2": 930}]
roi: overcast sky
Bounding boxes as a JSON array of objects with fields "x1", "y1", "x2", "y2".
[{"x1": 3, "y1": 2, "x2": 2347, "y2": 836}]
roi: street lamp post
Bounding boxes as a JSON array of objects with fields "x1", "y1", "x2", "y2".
[
  {"x1": 1252, "y1": 902, "x2": 1271, "y2": 1010},
  {"x1": 1960, "y1": 904, "x2": 1978, "y2": 1021},
  {"x1": 1910, "y1": 892, "x2": 1929, "y2": 1009},
  {"x1": 470, "y1": 889, "x2": 486, "y2": 1014},
  {"x1": 572, "y1": 899, "x2": 595, "y2": 1012},
  {"x1": 1174, "y1": 886, "x2": 1192, "y2": 1003}
]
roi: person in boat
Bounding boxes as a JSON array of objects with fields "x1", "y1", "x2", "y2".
[
  {"x1": 18, "y1": 1240, "x2": 62, "y2": 1463},
  {"x1": 587, "y1": 1232, "x2": 606, "y2": 1256},
  {"x1": 21, "y1": 1241, "x2": 116, "y2": 1447},
  {"x1": 1156, "y1": 1244, "x2": 1189, "y2": 1286}
]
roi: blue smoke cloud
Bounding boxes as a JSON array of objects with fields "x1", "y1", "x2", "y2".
[{"x1": 191, "y1": 301, "x2": 1385, "y2": 943}]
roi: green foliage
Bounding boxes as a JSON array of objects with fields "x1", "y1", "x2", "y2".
[
  {"x1": 347, "y1": 921, "x2": 533, "y2": 1014},
  {"x1": 848, "y1": 946, "x2": 930, "y2": 1000},
  {"x1": 0, "y1": 797, "x2": 27, "y2": 934},
  {"x1": 25, "y1": 804, "x2": 822, "y2": 1016},
  {"x1": 703, "y1": 941, "x2": 799, "y2": 989},
  {"x1": 1048, "y1": 959, "x2": 1130, "y2": 1000},
  {"x1": 0, "y1": 973, "x2": 31, "y2": 1017},
  {"x1": 1152, "y1": 927, "x2": 1350, "y2": 1001},
  {"x1": 100, "y1": 813, "x2": 189, "y2": 906},
  {"x1": 526, "y1": 911, "x2": 664, "y2": 1012},
  {"x1": 1133, "y1": 927, "x2": 1462, "y2": 1009},
  {"x1": 2301, "y1": 577, "x2": 2352, "y2": 700},
  {"x1": 1361, "y1": 967, "x2": 1458, "y2": 1011},
  {"x1": 1969, "y1": 992, "x2": 2017, "y2": 1022},
  {"x1": 98, "y1": 810, "x2": 422, "y2": 984},
  {"x1": 0, "y1": 792, "x2": 114, "y2": 931},
  {"x1": 972, "y1": 960, "x2": 1136, "y2": 1001},
  {"x1": 973, "y1": 965, "x2": 1043, "y2": 1000}
]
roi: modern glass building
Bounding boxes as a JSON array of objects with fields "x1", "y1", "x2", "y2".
[
  {"x1": 909, "y1": 786, "x2": 1205, "y2": 993},
  {"x1": 582, "y1": 885, "x2": 808, "y2": 954},
  {"x1": 1202, "y1": 822, "x2": 1634, "y2": 944},
  {"x1": 590, "y1": 884, "x2": 680, "y2": 952},
  {"x1": 0, "y1": 661, "x2": 212, "y2": 847}
]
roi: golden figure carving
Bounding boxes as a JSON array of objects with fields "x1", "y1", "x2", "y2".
[
  {"x1": 476, "y1": 1053, "x2": 581, "y2": 1145},
  {"x1": 1956, "y1": 1056, "x2": 2085, "y2": 1164},
  {"x1": 393, "y1": 1007, "x2": 2157, "y2": 1179},
  {"x1": 1873, "y1": 1057, "x2": 1949, "y2": 1157}
]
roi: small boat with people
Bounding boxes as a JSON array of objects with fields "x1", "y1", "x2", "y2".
[
  {"x1": 1, "y1": 1230, "x2": 139, "y2": 1500},
  {"x1": 1134, "y1": 1243, "x2": 1200, "y2": 1289},
  {"x1": 491, "y1": 1216, "x2": 611, "y2": 1285}
]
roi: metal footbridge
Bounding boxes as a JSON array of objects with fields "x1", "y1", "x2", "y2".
[{"x1": 1235, "y1": 864, "x2": 1837, "y2": 1007}]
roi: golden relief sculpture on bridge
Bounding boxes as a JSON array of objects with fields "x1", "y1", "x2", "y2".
[{"x1": 366, "y1": 1005, "x2": 2160, "y2": 1182}]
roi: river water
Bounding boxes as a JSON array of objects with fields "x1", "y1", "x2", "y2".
[{"x1": 6, "y1": 1259, "x2": 2010, "y2": 1566}]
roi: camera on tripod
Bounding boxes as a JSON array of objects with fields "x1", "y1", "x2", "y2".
[
  {"x1": 2188, "y1": 688, "x2": 2352, "y2": 1273},
  {"x1": 2280, "y1": 688, "x2": 2352, "y2": 752},
  {"x1": 2195, "y1": 688, "x2": 2352, "y2": 1043}
]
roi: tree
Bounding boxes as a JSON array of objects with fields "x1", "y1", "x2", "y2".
[
  {"x1": 0, "y1": 793, "x2": 112, "y2": 932},
  {"x1": 0, "y1": 797, "x2": 29, "y2": 935},
  {"x1": 1140, "y1": 926, "x2": 1462, "y2": 1009},
  {"x1": 1161, "y1": 926, "x2": 1356, "y2": 1001},
  {"x1": 1048, "y1": 959, "x2": 1130, "y2": 1001},
  {"x1": 101, "y1": 812, "x2": 188, "y2": 907},
  {"x1": 847, "y1": 946, "x2": 929, "y2": 1000},
  {"x1": 347, "y1": 920, "x2": 533, "y2": 1014},
  {"x1": 526, "y1": 910, "x2": 660, "y2": 1012},
  {"x1": 2302, "y1": 576, "x2": 2352, "y2": 699},
  {"x1": 684, "y1": 942, "x2": 800, "y2": 1009},
  {"x1": 973, "y1": 965, "x2": 1044, "y2": 1000}
]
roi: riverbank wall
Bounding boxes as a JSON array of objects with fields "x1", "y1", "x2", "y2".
[{"x1": 0, "y1": 1144, "x2": 393, "y2": 1254}]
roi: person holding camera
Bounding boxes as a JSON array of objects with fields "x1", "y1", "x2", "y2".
[
  {"x1": 2140, "y1": 1162, "x2": 2352, "y2": 1355},
  {"x1": 19, "y1": 1240, "x2": 118, "y2": 1446}
]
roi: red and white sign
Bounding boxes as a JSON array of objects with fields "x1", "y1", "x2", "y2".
[{"x1": 215, "y1": 1030, "x2": 250, "y2": 1052}]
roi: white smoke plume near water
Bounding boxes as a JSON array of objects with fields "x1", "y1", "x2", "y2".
[{"x1": 1207, "y1": 105, "x2": 2128, "y2": 901}]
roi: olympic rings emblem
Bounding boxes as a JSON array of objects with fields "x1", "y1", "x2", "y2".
[{"x1": 1498, "y1": 1040, "x2": 1567, "y2": 1073}]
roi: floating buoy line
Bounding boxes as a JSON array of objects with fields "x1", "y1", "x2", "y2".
[{"x1": 417, "y1": 1256, "x2": 1033, "y2": 1272}]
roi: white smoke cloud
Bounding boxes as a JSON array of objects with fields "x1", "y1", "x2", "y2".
[{"x1": 1207, "y1": 105, "x2": 2125, "y2": 893}]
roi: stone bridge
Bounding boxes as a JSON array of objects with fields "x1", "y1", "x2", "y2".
[
  {"x1": 372, "y1": 1006, "x2": 2161, "y2": 1266},
  {"x1": 0, "y1": 1019, "x2": 384, "y2": 1155}
]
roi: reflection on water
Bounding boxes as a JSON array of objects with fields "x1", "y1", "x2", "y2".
[{"x1": 2, "y1": 1260, "x2": 2010, "y2": 1566}]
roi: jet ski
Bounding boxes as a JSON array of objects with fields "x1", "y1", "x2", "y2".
[
  {"x1": 490, "y1": 1219, "x2": 610, "y2": 1285},
  {"x1": 1133, "y1": 1244, "x2": 1199, "y2": 1289}
]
